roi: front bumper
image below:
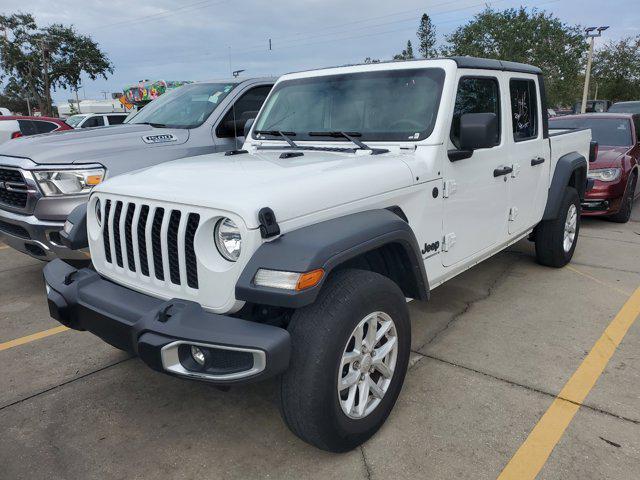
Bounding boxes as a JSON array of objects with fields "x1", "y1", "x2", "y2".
[
  {"x1": 0, "y1": 207, "x2": 89, "y2": 261},
  {"x1": 581, "y1": 177, "x2": 626, "y2": 216},
  {"x1": 43, "y1": 259, "x2": 291, "y2": 384}
]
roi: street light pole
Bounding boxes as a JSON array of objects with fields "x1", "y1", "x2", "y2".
[{"x1": 580, "y1": 26, "x2": 609, "y2": 114}]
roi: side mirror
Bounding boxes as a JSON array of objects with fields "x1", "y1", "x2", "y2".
[
  {"x1": 589, "y1": 141, "x2": 598, "y2": 162},
  {"x1": 244, "y1": 118, "x2": 255, "y2": 138},
  {"x1": 459, "y1": 112, "x2": 499, "y2": 150}
]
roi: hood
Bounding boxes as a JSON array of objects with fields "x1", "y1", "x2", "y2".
[
  {"x1": 0, "y1": 124, "x2": 189, "y2": 165},
  {"x1": 95, "y1": 149, "x2": 415, "y2": 228},
  {"x1": 592, "y1": 146, "x2": 630, "y2": 168}
]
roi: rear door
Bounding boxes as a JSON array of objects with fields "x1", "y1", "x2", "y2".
[
  {"x1": 442, "y1": 73, "x2": 509, "y2": 267},
  {"x1": 506, "y1": 76, "x2": 549, "y2": 234}
]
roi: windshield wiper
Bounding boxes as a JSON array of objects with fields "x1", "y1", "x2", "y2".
[
  {"x1": 254, "y1": 130, "x2": 298, "y2": 148},
  {"x1": 308, "y1": 131, "x2": 388, "y2": 154},
  {"x1": 136, "y1": 122, "x2": 169, "y2": 128}
]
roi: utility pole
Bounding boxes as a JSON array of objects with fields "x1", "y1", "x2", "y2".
[
  {"x1": 40, "y1": 39, "x2": 52, "y2": 116},
  {"x1": 74, "y1": 85, "x2": 82, "y2": 114},
  {"x1": 581, "y1": 26, "x2": 609, "y2": 114}
]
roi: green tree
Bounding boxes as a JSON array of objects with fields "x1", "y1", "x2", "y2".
[
  {"x1": 417, "y1": 14, "x2": 436, "y2": 58},
  {"x1": 394, "y1": 40, "x2": 415, "y2": 61},
  {"x1": 443, "y1": 7, "x2": 586, "y2": 106},
  {"x1": 0, "y1": 13, "x2": 112, "y2": 116},
  {"x1": 591, "y1": 35, "x2": 640, "y2": 102}
]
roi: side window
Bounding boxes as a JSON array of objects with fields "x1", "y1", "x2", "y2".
[
  {"x1": 450, "y1": 77, "x2": 500, "y2": 149},
  {"x1": 107, "y1": 115, "x2": 126, "y2": 125},
  {"x1": 82, "y1": 116, "x2": 105, "y2": 128},
  {"x1": 33, "y1": 121, "x2": 58, "y2": 134},
  {"x1": 634, "y1": 116, "x2": 640, "y2": 143},
  {"x1": 17, "y1": 120, "x2": 37, "y2": 136},
  {"x1": 510, "y1": 79, "x2": 538, "y2": 141},
  {"x1": 216, "y1": 86, "x2": 272, "y2": 138}
]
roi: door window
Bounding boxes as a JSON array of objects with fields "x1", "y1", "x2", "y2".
[
  {"x1": 81, "y1": 116, "x2": 105, "y2": 128},
  {"x1": 33, "y1": 121, "x2": 58, "y2": 133},
  {"x1": 216, "y1": 86, "x2": 272, "y2": 138},
  {"x1": 510, "y1": 79, "x2": 538, "y2": 141},
  {"x1": 17, "y1": 120, "x2": 37, "y2": 136},
  {"x1": 633, "y1": 116, "x2": 640, "y2": 143},
  {"x1": 107, "y1": 115, "x2": 126, "y2": 125},
  {"x1": 450, "y1": 77, "x2": 501, "y2": 149}
]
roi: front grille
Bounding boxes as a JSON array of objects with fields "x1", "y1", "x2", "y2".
[
  {"x1": 0, "y1": 168, "x2": 28, "y2": 208},
  {"x1": 0, "y1": 219, "x2": 30, "y2": 239},
  {"x1": 102, "y1": 200, "x2": 200, "y2": 289}
]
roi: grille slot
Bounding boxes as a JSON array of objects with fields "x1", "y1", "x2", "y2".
[
  {"x1": 137, "y1": 206, "x2": 150, "y2": 276},
  {"x1": 124, "y1": 203, "x2": 136, "y2": 271},
  {"x1": 0, "y1": 168, "x2": 28, "y2": 208},
  {"x1": 185, "y1": 214, "x2": 200, "y2": 289},
  {"x1": 112, "y1": 201, "x2": 124, "y2": 268},
  {"x1": 100, "y1": 198, "x2": 201, "y2": 289},
  {"x1": 103, "y1": 200, "x2": 112, "y2": 263},
  {"x1": 167, "y1": 210, "x2": 181, "y2": 285},
  {"x1": 151, "y1": 208, "x2": 165, "y2": 281}
]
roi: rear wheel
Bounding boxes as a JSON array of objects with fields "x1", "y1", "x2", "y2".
[
  {"x1": 278, "y1": 269, "x2": 410, "y2": 452},
  {"x1": 535, "y1": 186, "x2": 580, "y2": 268},
  {"x1": 608, "y1": 174, "x2": 637, "y2": 223}
]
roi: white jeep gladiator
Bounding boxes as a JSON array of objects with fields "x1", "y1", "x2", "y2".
[{"x1": 44, "y1": 57, "x2": 593, "y2": 452}]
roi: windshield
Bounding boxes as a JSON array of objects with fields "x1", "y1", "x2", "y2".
[
  {"x1": 65, "y1": 115, "x2": 86, "y2": 127},
  {"x1": 253, "y1": 68, "x2": 446, "y2": 142},
  {"x1": 608, "y1": 102, "x2": 640, "y2": 114},
  {"x1": 128, "y1": 82, "x2": 237, "y2": 128},
  {"x1": 550, "y1": 117, "x2": 633, "y2": 147}
]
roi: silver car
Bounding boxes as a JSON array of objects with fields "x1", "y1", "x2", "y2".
[{"x1": 0, "y1": 77, "x2": 274, "y2": 261}]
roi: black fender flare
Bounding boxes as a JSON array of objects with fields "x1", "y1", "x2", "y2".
[
  {"x1": 235, "y1": 209, "x2": 429, "y2": 308},
  {"x1": 60, "y1": 202, "x2": 88, "y2": 250},
  {"x1": 542, "y1": 152, "x2": 588, "y2": 221}
]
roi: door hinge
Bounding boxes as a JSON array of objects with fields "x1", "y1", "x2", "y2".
[
  {"x1": 443, "y1": 180, "x2": 457, "y2": 198},
  {"x1": 509, "y1": 207, "x2": 519, "y2": 222},
  {"x1": 442, "y1": 232, "x2": 457, "y2": 252},
  {"x1": 511, "y1": 163, "x2": 521, "y2": 178}
]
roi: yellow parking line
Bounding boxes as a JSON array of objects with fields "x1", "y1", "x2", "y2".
[
  {"x1": 566, "y1": 264, "x2": 632, "y2": 297},
  {"x1": 0, "y1": 325, "x2": 69, "y2": 352},
  {"x1": 497, "y1": 285, "x2": 640, "y2": 480}
]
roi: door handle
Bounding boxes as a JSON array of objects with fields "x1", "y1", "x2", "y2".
[
  {"x1": 493, "y1": 166, "x2": 513, "y2": 177},
  {"x1": 531, "y1": 157, "x2": 545, "y2": 166}
]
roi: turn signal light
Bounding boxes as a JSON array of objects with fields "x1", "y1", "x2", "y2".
[
  {"x1": 86, "y1": 174, "x2": 104, "y2": 186},
  {"x1": 296, "y1": 269, "x2": 324, "y2": 291}
]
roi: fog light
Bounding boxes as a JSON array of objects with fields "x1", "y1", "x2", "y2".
[{"x1": 191, "y1": 345, "x2": 206, "y2": 366}]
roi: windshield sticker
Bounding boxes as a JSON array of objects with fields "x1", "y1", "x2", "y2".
[
  {"x1": 408, "y1": 133, "x2": 420, "y2": 140},
  {"x1": 142, "y1": 133, "x2": 178, "y2": 144}
]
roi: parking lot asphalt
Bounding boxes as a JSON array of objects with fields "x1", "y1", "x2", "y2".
[{"x1": 1, "y1": 201, "x2": 639, "y2": 480}]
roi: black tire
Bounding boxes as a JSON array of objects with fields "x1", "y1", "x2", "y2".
[
  {"x1": 278, "y1": 269, "x2": 410, "y2": 452},
  {"x1": 608, "y1": 174, "x2": 637, "y2": 223},
  {"x1": 535, "y1": 186, "x2": 580, "y2": 268}
]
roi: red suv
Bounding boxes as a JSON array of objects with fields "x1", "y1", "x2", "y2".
[
  {"x1": 550, "y1": 113, "x2": 639, "y2": 222},
  {"x1": 0, "y1": 115, "x2": 72, "y2": 144}
]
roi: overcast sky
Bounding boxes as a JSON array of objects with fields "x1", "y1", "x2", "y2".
[{"x1": 1, "y1": 0, "x2": 638, "y2": 105}]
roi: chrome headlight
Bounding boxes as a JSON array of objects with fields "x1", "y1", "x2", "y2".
[
  {"x1": 587, "y1": 168, "x2": 621, "y2": 182},
  {"x1": 33, "y1": 168, "x2": 105, "y2": 196},
  {"x1": 214, "y1": 217, "x2": 241, "y2": 262}
]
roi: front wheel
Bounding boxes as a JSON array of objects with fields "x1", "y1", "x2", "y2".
[
  {"x1": 278, "y1": 269, "x2": 410, "y2": 452},
  {"x1": 535, "y1": 186, "x2": 580, "y2": 268},
  {"x1": 608, "y1": 174, "x2": 637, "y2": 223}
]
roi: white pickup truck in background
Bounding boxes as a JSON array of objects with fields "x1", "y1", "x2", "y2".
[{"x1": 45, "y1": 57, "x2": 592, "y2": 452}]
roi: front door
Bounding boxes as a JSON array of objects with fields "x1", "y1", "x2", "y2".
[
  {"x1": 442, "y1": 74, "x2": 509, "y2": 267},
  {"x1": 507, "y1": 77, "x2": 549, "y2": 234}
]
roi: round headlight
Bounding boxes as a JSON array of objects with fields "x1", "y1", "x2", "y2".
[
  {"x1": 95, "y1": 199, "x2": 102, "y2": 227},
  {"x1": 214, "y1": 217, "x2": 241, "y2": 262}
]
